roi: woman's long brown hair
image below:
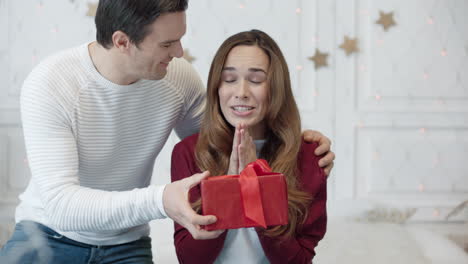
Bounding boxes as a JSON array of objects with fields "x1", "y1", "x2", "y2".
[{"x1": 194, "y1": 29, "x2": 312, "y2": 238}]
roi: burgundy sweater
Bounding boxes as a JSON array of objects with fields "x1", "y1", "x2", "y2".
[{"x1": 171, "y1": 134, "x2": 327, "y2": 264}]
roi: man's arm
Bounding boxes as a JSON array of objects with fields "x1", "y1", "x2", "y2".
[
  {"x1": 22, "y1": 74, "x2": 221, "y2": 239},
  {"x1": 172, "y1": 58, "x2": 206, "y2": 139},
  {"x1": 21, "y1": 72, "x2": 169, "y2": 232}
]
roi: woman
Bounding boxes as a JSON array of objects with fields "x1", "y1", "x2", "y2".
[{"x1": 171, "y1": 29, "x2": 327, "y2": 264}]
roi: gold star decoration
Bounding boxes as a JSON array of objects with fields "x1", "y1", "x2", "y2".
[
  {"x1": 308, "y1": 49, "x2": 329, "y2": 70},
  {"x1": 183, "y1": 49, "x2": 196, "y2": 63},
  {"x1": 376, "y1": 11, "x2": 396, "y2": 31},
  {"x1": 339, "y1": 36, "x2": 359, "y2": 56},
  {"x1": 86, "y1": 2, "x2": 98, "y2": 17}
]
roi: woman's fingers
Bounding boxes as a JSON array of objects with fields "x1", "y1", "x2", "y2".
[
  {"x1": 227, "y1": 124, "x2": 241, "y2": 174},
  {"x1": 238, "y1": 127, "x2": 257, "y2": 170}
]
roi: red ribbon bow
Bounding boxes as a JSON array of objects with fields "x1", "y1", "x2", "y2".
[{"x1": 238, "y1": 159, "x2": 273, "y2": 228}]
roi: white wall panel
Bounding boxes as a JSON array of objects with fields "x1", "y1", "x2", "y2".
[
  {"x1": 358, "y1": 0, "x2": 468, "y2": 112},
  {"x1": 356, "y1": 126, "x2": 468, "y2": 195},
  {"x1": 334, "y1": 0, "x2": 468, "y2": 221}
]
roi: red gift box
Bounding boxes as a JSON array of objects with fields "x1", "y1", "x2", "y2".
[{"x1": 201, "y1": 159, "x2": 288, "y2": 230}]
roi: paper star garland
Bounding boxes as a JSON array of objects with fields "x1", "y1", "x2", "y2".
[
  {"x1": 308, "y1": 49, "x2": 329, "y2": 70},
  {"x1": 183, "y1": 49, "x2": 196, "y2": 63},
  {"x1": 86, "y1": 2, "x2": 98, "y2": 17},
  {"x1": 376, "y1": 11, "x2": 396, "y2": 31},
  {"x1": 339, "y1": 36, "x2": 359, "y2": 56}
]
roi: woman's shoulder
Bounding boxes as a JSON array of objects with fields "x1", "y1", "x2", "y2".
[
  {"x1": 174, "y1": 133, "x2": 200, "y2": 151},
  {"x1": 171, "y1": 133, "x2": 202, "y2": 180},
  {"x1": 172, "y1": 133, "x2": 200, "y2": 162},
  {"x1": 298, "y1": 140, "x2": 321, "y2": 162},
  {"x1": 297, "y1": 139, "x2": 326, "y2": 192}
]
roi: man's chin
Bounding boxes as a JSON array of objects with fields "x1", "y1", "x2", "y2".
[{"x1": 146, "y1": 71, "x2": 167, "y2": 81}]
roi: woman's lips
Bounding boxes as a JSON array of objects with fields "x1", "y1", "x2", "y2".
[{"x1": 231, "y1": 105, "x2": 255, "y2": 117}]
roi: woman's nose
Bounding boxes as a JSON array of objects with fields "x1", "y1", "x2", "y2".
[{"x1": 235, "y1": 80, "x2": 249, "y2": 99}]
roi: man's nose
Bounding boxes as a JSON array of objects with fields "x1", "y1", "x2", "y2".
[{"x1": 171, "y1": 41, "x2": 184, "y2": 58}]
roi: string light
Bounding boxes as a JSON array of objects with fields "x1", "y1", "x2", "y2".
[
  {"x1": 360, "y1": 9, "x2": 369, "y2": 16},
  {"x1": 373, "y1": 151, "x2": 380, "y2": 160},
  {"x1": 427, "y1": 17, "x2": 434, "y2": 25},
  {"x1": 423, "y1": 72, "x2": 429, "y2": 80},
  {"x1": 418, "y1": 183, "x2": 425, "y2": 192}
]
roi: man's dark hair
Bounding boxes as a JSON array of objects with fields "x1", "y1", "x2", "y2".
[{"x1": 95, "y1": 0, "x2": 188, "y2": 49}]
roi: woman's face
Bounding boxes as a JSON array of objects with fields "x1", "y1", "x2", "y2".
[{"x1": 218, "y1": 45, "x2": 270, "y2": 139}]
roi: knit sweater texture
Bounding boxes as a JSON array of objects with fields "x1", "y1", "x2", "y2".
[{"x1": 16, "y1": 43, "x2": 205, "y2": 245}]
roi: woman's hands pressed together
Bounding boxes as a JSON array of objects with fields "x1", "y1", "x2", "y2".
[{"x1": 227, "y1": 123, "x2": 258, "y2": 175}]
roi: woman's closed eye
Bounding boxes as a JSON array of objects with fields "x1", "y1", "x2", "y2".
[
  {"x1": 222, "y1": 72, "x2": 237, "y2": 83},
  {"x1": 223, "y1": 77, "x2": 237, "y2": 83},
  {"x1": 249, "y1": 73, "x2": 266, "y2": 84},
  {"x1": 221, "y1": 72, "x2": 266, "y2": 84}
]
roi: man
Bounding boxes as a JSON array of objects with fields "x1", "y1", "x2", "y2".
[{"x1": 0, "y1": 0, "x2": 335, "y2": 263}]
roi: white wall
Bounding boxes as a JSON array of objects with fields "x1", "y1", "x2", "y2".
[{"x1": 1, "y1": 0, "x2": 467, "y2": 261}]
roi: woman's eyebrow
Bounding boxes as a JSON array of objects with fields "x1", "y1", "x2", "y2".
[
  {"x1": 248, "y1": 68, "x2": 267, "y2": 73},
  {"x1": 222, "y1": 67, "x2": 267, "y2": 73}
]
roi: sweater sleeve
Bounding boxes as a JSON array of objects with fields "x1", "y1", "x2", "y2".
[
  {"x1": 257, "y1": 142, "x2": 327, "y2": 264},
  {"x1": 20, "y1": 68, "x2": 165, "y2": 232},
  {"x1": 170, "y1": 58, "x2": 206, "y2": 140},
  {"x1": 171, "y1": 138, "x2": 227, "y2": 264}
]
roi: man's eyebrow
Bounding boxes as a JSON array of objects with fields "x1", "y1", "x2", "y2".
[{"x1": 160, "y1": 39, "x2": 180, "y2": 44}]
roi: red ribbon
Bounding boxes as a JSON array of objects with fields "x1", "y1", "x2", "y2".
[
  {"x1": 207, "y1": 159, "x2": 275, "y2": 228},
  {"x1": 239, "y1": 162, "x2": 267, "y2": 228}
]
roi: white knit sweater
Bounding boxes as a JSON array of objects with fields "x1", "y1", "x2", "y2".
[{"x1": 16, "y1": 43, "x2": 205, "y2": 246}]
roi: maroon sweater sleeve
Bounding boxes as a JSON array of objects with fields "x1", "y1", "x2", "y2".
[
  {"x1": 257, "y1": 141, "x2": 328, "y2": 264},
  {"x1": 171, "y1": 134, "x2": 227, "y2": 264}
]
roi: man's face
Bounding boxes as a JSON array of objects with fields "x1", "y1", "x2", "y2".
[{"x1": 129, "y1": 11, "x2": 186, "y2": 81}]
